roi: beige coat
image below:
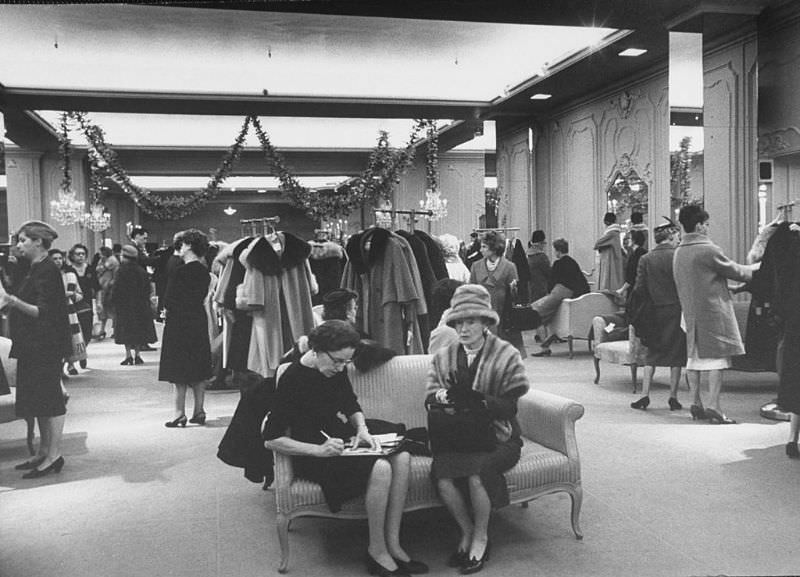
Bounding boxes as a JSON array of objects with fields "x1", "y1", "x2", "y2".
[{"x1": 673, "y1": 232, "x2": 753, "y2": 358}]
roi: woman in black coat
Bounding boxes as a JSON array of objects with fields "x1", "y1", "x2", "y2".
[
  {"x1": 160, "y1": 229, "x2": 212, "y2": 428},
  {"x1": 112, "y1": 245, "x2": 157, "y2": 365},
  {"x1": 2, "y1": 221, "x2": 72, "y2": 479}
]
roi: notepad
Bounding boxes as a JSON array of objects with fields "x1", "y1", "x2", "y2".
[{"x1": 341, "y1": 434, "x2": 404, "y2": 456}]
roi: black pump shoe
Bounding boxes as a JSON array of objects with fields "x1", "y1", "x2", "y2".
[
  {"x1": 704, "y1": 407, "x2": 736, "y2": 425},
  {"x1": 189, "y1": 411, "x2": 206, "y2": 426},
  {"x1": 630, "y1": 396, "x2": 650, "y2": 410},
  {"x1": 15, "y1": 456, "x2": 45, "y2": 470},
  {"x1": 668, "y1": 397, "x2": 683, "y2": 411},
  {"x1": 786, "y1": 442, "x2": 800, "y2": 458},
  {"x1": 165, "y1": 415, "x2": 187, "y2": 428},
  {"x1": 22, "y1": 456, "x2": 65, "y2": 479},
  {"x1": 690, "y1": 404, "x2": 706, "y2": 421},
  {"x1": 461, "y1": 541, "x2": 490, "y2": 575},
  {"x1": 365, "y1": 552, "x2": 410, "y2": 577},
  {"x1": 392, "y1": 557, "x2": 428, "y2": 574}
]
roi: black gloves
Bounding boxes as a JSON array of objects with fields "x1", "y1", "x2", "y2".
[{"x1": 445, "y1": 370, "x2": 485, "y2": 409}]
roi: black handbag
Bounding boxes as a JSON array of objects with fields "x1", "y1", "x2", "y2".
[
  {"x1": 425, "y1": 399, "x2": 494, "y2": 454},
  {"x1": 508, "y1": 304, "x2": 540, "y2": 331}
]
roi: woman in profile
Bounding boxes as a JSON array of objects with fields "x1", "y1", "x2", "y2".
[
  {"x1": 2, "y1": 221, "x2": 72, "y2": 479},
  {"x1": 160, "y1": 229, "x2": 213, "y2": 428},
  {"x1": 265, "y1": 320, "x2": 426, "y2": 577}
]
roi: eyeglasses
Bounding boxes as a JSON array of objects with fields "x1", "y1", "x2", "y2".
[{"x1": 323, "y1": 351, "x2": 353, "y2": 367}]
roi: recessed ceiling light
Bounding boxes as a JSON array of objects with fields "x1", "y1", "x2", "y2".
[
  {"x1": 223, "y1": 205, "x2": 237, "y2": 216},
  {"x1": 530, "y1": 93, "x2": 552, "y2": 100},
  {"x1": 619, "y1": 48, "x2": 647, "y2": 57}
]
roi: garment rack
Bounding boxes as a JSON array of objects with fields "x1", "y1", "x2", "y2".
[
  {"x1": 373, "y1": 208, "x2": 433, "y2": 231},
  {"x1": 240, "y1": 216, "x2": 280, "y2": 237},
  {"x1": 474, "y1": 227, "x2": 520, "y2": 233}
]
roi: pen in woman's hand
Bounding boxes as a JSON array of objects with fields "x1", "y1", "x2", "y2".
[{"x1": 320, "y1": 430, "x2": 331, "y2": 441}]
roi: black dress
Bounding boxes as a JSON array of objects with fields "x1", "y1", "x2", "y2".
[
  {"x1": 112, "y1": 260, "x2": 157, "y2": 347},
  {"x1": 262, "y1": 361, "x2": 380, "y2": 512},
  {"x1": 158, "y1": 260, "x2": 212, "y2": 384},
  {"x1": 9, "y1": 256, "x2": 71, "y2": 418}
]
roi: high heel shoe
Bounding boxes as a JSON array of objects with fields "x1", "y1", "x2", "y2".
[
  {"x1": 392, "y1": 557, "x2": 428, "y2": 574},
  {"x1": 165, "y1": 415, "x2": 187, "y2": 428},
  {"x1": 120, "y1": 357, "x2": 133, "y2": 366},
  {"x1": 668, "y1": 397, "x2": 683, "y2": 411},
  {"x1": 365, "y1": 552, "x2": 410, "y2": 576},
  {"x1": 14, "y1": 456, "x2": 45, "y2": 470},
  {"x1": 786, "y1": 442, "x2": 800, "y2": 458},
  {"x1": 690, "y1": 404, "x2": 706, "y2": 420},
  {"x1": 134, "y1": 356, "x2": 144, "y2": 365},
  {"x1": 461, "y1": 541, "x2": 490, "y2": 575},
  {"x1": 189, "y1": 411, "x2": 206, "y2": 425},
  {"x1": 22, "y1": 456, "x2": 65, "y2": 479},
  {"x1": 630, "y1": 396, "x2": 650, "y2": 410},
  {"x1": 704, "y1": 407, "x2": 737, "y2": 425}
]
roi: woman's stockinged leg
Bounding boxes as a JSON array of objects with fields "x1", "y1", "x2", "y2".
[
  {"x1": 467, "y1": 475, "x2": 491, "y2": 560},
  {"x1": 173, "y1": 384, "x2": 188, "y2": 418},
  {"x1": 190, "y1": 381, "x2": 206, "y2": 417},
  {"x1": 40, "y1": 414, "x2": 65, "y2": 467},
  {"x1": 384, "y1": 452, "x2": 412, "y2": 560},
  {"x1": 686, "y1": 369, "x2": 702, "y2": 406},
  {"x1": 365, "y1": 458, "x2": 398, "y2": 571},
  {"x1": 437, "y1": 478, "x2": 473, "y2": 553}
]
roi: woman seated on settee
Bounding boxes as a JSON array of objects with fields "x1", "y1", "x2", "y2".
[
  {"x1": 263, "y1": 320, "x2": 427, "y2": 577},
  {"x1": 425, "y1": 284, "x2": 529, "y2": 574}
]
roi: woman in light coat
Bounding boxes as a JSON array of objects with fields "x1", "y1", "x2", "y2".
[
  {"x1": 594, "y1": 212, "x2": 625, "y2": 291},
  {"x1": 673, "y1": 205, "x2": 758, "y2": 424}
]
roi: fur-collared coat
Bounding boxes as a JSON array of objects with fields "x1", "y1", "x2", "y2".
[
  {"x1": 673, "y1": 232, "x2": 754, "y2": 358},
  {"x1": 238, "y1": 233, "x2": 317, "y2": 376},
  {"x1": 594, "y1": 223, "x2": 625, "y2": 291},
  {"x1": 425, "y1": 332, "x2": 529, "y2": 443},
  {"x1": 341, "y1": 228, "x2": 427, "y2": 355}
]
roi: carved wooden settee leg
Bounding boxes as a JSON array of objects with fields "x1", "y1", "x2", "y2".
[
  {"x1": 570, "y1": 486, "x2": 584, "y2": 540},
  {"x1": 593, "y1": 357, "x2": 600, "y2": 384},
  {"x1": 277, "y1": 514, "x2": 290, "y2": 573}
]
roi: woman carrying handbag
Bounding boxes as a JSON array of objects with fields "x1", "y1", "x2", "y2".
[{"x1": 424, "y1": 284, "x2": 529, "y2": 574}]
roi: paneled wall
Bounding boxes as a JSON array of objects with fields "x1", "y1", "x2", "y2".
[
  {"x1": 758, "y1": 3, "x2": 800, "y2": 217},
  {"x1": 508, "y1": 72, "x2": 670, "y2": 278}
]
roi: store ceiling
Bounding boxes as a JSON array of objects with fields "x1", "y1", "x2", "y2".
[{"x1": 0, "y1": 0, "x2": 769, "y2": 152}]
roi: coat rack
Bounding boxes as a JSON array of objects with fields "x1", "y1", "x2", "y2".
[
  {"x1": 374, "y1": 208, "x2": 434, "y2": 232},
  {"x1": 240, "y1": 216, "x2": 280, "y2": 237}
]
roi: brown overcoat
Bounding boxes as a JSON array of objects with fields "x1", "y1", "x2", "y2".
[{"x1": 673, "y1": 232, "x2": 753, "y2": 358}]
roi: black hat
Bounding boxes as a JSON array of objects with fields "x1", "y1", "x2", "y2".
[
  {"x1": 322, "y1": 288, "x2": 358, "y2": 306},
  {"x1": 531, "y1": 230, "x2": 546, "y2": 244}
]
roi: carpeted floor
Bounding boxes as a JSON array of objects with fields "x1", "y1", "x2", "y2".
[{"x1": 1, "y1": 331, "x2": 798, "y2": 577}]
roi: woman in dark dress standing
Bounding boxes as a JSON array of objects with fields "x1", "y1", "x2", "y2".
[
  {"x1": 112, "y1": 245, "x2": 157, "y2": 365},
  {"x1": 1, "y1": 221, "x2": 72, "y2": 478},
  {"x1": 160, "y1": 229, "x2": 213, "y2": 428}
]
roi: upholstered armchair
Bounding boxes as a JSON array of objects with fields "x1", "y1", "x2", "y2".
[
  {"x1": 592, "y1": 316, "x2": 648, "y2": 392},
  {"x1": 547, "y1": 292, "x2": 620, "y2": 358}
]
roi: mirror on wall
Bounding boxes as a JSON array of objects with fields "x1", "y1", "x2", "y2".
[
  {"x1": 669, "y1": 31, "x2": 704, "y2": 216},
  {"x1": 606, "y1": 167, "x2": 648, "y2": 223}
]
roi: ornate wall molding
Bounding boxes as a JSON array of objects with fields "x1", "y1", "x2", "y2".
[
  {"x1": 758, "y1": 127, "x2": 800, "y2": 157},
  {"x1": 609, "y1": 89, "x2": 641, "y2": 119}
]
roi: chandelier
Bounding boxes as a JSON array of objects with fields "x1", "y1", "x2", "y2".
[
  {"x1": 50, "y1": 113, "x2": 86, "y2": 226},
  {"x1": 419, "y1": 188, "x2": 448, "y2": 221},
  {"x1": 83, "y1": 201, "x2": 111, "y2": 232}
]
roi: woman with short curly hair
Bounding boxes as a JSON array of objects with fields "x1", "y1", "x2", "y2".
[
  {"x1": 468, "y1": 231, "x2": 517, "y2": 339},
  {"x1": 160, "y1": 229, "x2": 213, "y2": 428}
]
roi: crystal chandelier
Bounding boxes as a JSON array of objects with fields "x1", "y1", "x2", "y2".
[
  {"x1": 419, "y1": 188, "x2": 448, "y2": 221},
  {"x1": 83, "y1": 201, "x2": 111, "y2": 232},
  {"x1": 50, "y1": 113, "x2": 86, "y2": 226},
  {"x1": 81, "y1": 145, "x2": 111, "y2": 232}
]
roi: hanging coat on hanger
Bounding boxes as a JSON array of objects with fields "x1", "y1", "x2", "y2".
[
  {"x1": 414, "y1": 230, "x2": 449, "y2": 281},
  {"x1": 240, "y1": 232, "x2": 317, "y2": 377},
  {"x1": 214, "y1": 237, "x2": 253, "y2": 372},
  {"x1": 342, "y1": 227, "x2": 427, "y2": 355},
  {"x1": 308, "y1": 240, "x2": 346, "y2": 305}
]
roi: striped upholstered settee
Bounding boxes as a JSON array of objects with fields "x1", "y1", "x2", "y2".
[{"x1": 271, "y1": 354, "x2": 585, "y2": 573}]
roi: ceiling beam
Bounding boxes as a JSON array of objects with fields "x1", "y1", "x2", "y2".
[
  {"x1": 1, "y1": 108, "x2": 60, "y2": 151},
  {"x1": 0, "y1": 87, "x2": 489, "y2": 120}
]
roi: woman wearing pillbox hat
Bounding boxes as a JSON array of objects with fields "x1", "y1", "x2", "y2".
[
  {"x1": 425, "y1": 284, "x2": 529, "y2": 573},
  {"x1": 3, "y1": 220, "x2": 72, "y2": 478}
]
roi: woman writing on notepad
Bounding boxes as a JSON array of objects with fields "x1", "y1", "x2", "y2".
[{"x1": 264, "y1": 320, "x2": 427, "y2": 577}]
